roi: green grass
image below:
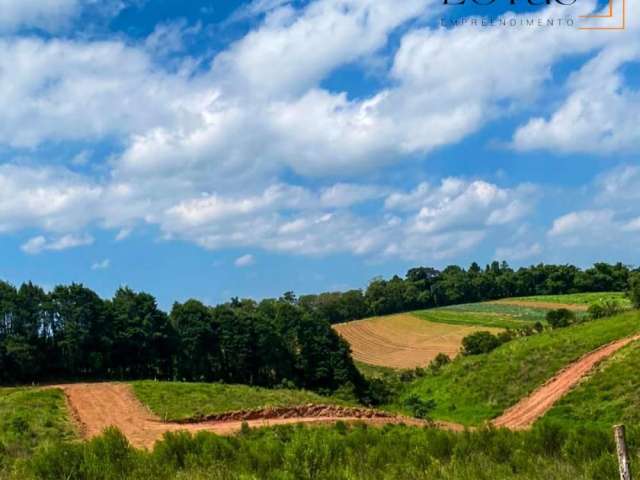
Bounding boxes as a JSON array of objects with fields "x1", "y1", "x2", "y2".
[
  {"x1": 354, "y1": 361, "x2": 401, "y2": 378},
  {"x1": 0, "y1": 387, "x2": 75, "y2": 473},
  {"x1": 401, "y1": 310, "x2": 640, "y2": 426},
  {"x1": 506, "y1": 292, "x2": 630, "y2": 306},
  {"x1": 411, "y1": 293, "x2": 629, "y2": 329},
  {"x1": 132, "y1": 381, "x2": 352, "y2": 422},
  {"x1": 544, "y1": 340, "x2": 640, "y2": 429},
  {"x1": 413, "y1": 306, "x2": 542, "y2": 328}
]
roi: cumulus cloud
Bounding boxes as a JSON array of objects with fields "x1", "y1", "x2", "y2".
[
  {"x1": 513, "y1": 44, "x2": 640, "y2": 153},
  {"x1": 1, "y1": 0, "x2": 639, "y2": 265},
  {"x1": 21, "y1": 233, "x2": 94, "y2": 255},
  {"x1": 0, "y1": 0, "x2": 79, "y2": 33}
]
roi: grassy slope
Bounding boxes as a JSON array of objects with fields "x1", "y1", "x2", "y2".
[
  {"x1": 0, "y1": 388, "x2": 75, "y2": 471},
  {"x1": 132, "y1": 381, "x2": 352, "y2": 421},
  {"x1": 543, "y1": 340, "x2": 640, "y2": 429},
  {"x1": 401, "y1": 310, "x2": 640, "y2": 426}
]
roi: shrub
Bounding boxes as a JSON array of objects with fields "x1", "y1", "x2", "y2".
[
  {"x1": 534, "y1": 321, "x2": 544, "y2": 333},
  {"x1": 428, "y1": 353, "x2": 451, "y2": 373},
  {"x1": 588, "y1": 299, "x2": 623, "y2": 319},
  {"x1": 546, "y1": 309, "x2": 575, "y2": 329},
  {"x1": 629, "y1": 272, "x2": 640, "y2": 309},
  {"x1": 403, "y1": 394, "x2": 436, "y2": 419},
  {"x1": 461, "y1": 331, "x2": 501, "y2": 356}
]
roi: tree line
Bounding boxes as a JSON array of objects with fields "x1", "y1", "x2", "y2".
[
  {"x1": 299, "y1": 261, "x2": 637, "y2": 324},
  {"x1": 0, "y1": 261, "x2": 637, "y2": 392},
  {"x1": 0, "y1": 284, "x2": 363, "y2": 396}
]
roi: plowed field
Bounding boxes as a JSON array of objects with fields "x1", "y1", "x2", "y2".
[{"x1": 334, "y1": 314, "x2": 501, "y2": 369}]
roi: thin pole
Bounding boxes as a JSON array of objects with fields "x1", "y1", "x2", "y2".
[{"x1": 614, "y1": 424, "x2": 632, "y2": 480}]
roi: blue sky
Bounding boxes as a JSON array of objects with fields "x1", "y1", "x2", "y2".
[{"x1": 0, "y1": 0, "x2": 638, "y2": 309}]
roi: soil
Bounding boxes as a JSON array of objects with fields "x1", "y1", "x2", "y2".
[
  {"x1": 492, "y1": 334, "x2": 640, "y2": 429},
  {"x1": 47, "y1": 333, "x2": 640, "y2": 448},
  {"x1": 52, "y1": 383, "x2": 439, "y2": 449}
]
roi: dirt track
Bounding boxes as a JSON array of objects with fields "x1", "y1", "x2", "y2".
[
  {"x1": 55, "y1": 383, "x2": 435, "y2": 449},
  {"x1": 492, "y1": 334, "x2": 640, "y2": 429},
  {"x1": 50, "y1": 333, "x2": 640, "y2": 448}
]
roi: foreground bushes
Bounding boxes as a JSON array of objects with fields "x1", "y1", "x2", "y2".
[{"x1": 10, "y1": 422, "x2": 635, "y2": 480}]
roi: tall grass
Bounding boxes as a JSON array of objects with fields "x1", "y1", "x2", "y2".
[{"x1": 14, "y1": 422, "x2": 634, "y2": 480}]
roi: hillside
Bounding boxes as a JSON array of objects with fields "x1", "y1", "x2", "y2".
[
  {"x1": 543, "y1": 340, "x2": 640, "y2": 428},
  {"x1": 400, "y1": 310, "x2": 640, "y2": 425}
]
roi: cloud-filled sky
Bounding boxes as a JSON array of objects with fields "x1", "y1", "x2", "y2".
[{"x1": 0, "y1": 0, "x2": 638, "y2": 308}]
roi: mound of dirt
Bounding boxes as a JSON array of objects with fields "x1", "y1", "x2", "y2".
[{"x1": 175, "y1": 404, "x2": 397, "y2": 423}]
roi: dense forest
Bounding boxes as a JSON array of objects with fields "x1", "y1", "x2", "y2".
[{"x1": 0, "y1": 261, "x2": 636, "y2": 391}]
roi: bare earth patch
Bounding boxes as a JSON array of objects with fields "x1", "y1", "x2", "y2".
[
  {"x1": 334, "y1": 314, "x2": 502, "y2": 369},
  {"x1": 51, "y1": 383, "x2": 436, "y2": 449}
]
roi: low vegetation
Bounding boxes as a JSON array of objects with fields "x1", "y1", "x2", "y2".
[
  {"x1": 132, "y1": 381, "x2": 352, "y2": 422},
  {"x1": 12, "y1": 422, "x2": 636, "y2": 480},
  {"x1": 0, "y1": 388, "x2": 75, "y2": 475},
  {"x1": 401, "y1": 310, "x2": 640, "y2": 425},
  {"x1": 505, "y1": 292, "x2": 631, "y2": 306},
  {"x1": 544, "y1": 341, "x2": 640, "y2": 429}
]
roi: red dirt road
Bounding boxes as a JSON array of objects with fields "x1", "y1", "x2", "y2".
[
  {"x1": 492, "y1": 334, "x2": 640, "y2": 429},
  {"x1": 49, "y1": 333, "x2": 640, "y2": 448},
  {"x1": 55, "y1": 383, "x2": 434, "y2": 449}
]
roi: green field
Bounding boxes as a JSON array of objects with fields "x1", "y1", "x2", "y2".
[
  {"x1": 505, "y1": 292, "x2": 631, "y2": 306},
  {"x1": 0, "y1": 388, "x2": 75, "y2": 475},
  {"x1": 401, "y1": 310, "x2": 640, "y2": 425},
  {"x1": 132, "y1": 381, "x2": 352, "y2": 422},
  {"x1": 413, "y1": 305, "x2": 545, "y2": 328},
  {"x1": 411, "y1": 292, "x2": 628, "y2": 330},
  {"x1": 544, "y1": 341, "x2": 640, "y2": 429}
]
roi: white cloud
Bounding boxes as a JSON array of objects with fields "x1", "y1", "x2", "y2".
[
  {"x1": 91, "y1": 258, "x2": 111, "y2": 270},
  {"x1": 234, "y1": 254, "x2": 255, "y2": 267},
  {"x1": 21, "y1": 233, "x2": 94, "y2": 255},
  {"x1": 0, "y1": 0, "x2": 79, "y2": 33},
  {"x1": 0, "y1": 165, "x2": 102, "y2": 233},
  {"x1": 513, "y1": 44, "x2": 640, "y2": 153}
]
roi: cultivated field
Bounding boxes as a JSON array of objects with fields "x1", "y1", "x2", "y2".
[{"x1": 333, "y1": 313, "x2": 501, "y2": 368}]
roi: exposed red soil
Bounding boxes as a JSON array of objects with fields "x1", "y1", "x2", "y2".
[
  {"x1": 492, "y1": 334, "x2": 640, "y2": 429},
  {"x1": 47, "y1": 333, "x2": 639, "y2": 448},
  {"x1": 52, "y1": 383, "x2": 440, "y2": 449}
]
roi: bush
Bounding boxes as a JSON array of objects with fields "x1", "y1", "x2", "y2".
[
  {"x1": 403, "y1": 394, "x2": 436, "y2": 419},
  {"x1": 546, "y1": 309, "x2": 575, "y2": 329},
  {"x1": 629, "y1": 272, "x2": 640, "y2": 309},
  {"x1": 588, "y1": 299, "x2": 623, "y2": 319},
  {"x1": 461, "y1": 331, "x2": 501, "y2": 356},
  {"x1": 428, "y1": 353, "x2": 451, "y2": 373}
]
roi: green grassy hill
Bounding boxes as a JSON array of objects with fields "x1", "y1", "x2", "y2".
[
  {"x1": 400, "y1": 310, "x2": 640, "y2": 425},
  {"x1": 132, "y1": 381, "x2": 352, "y2": 422},
  {"x1": 543, "y1": 340, "x2": 640, "y2": 428}
]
